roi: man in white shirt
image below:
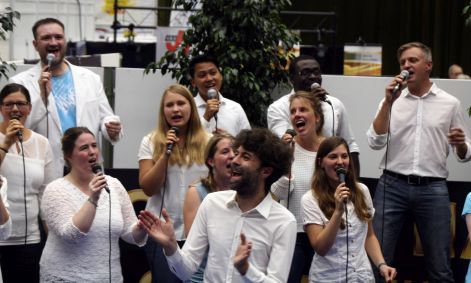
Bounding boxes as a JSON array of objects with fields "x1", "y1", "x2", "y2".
[
  {"x1": 10, "y1": 18, "x2": 122, "y2": 176},
  {"x1": 189, "y1": 54, "x2": 251, "y2": 136},
  {"x1": 267, "y1": 55, "x2": 360, "y2": 176},
  {"x1": 139, "y1": 128, "x2": 297, "y2": 282},
  {"x1": 367, "y1": 42, "x2": 471, "y2": 282}
]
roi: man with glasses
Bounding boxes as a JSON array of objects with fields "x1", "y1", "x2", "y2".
[
  {"x1": 10, "y1": 18, "x2": 122, "y2": 176},
  {"x1": 266, "y1": 54, "x2": 360, "y2": 283}
]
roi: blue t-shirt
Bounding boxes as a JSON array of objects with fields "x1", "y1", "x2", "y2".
[
  {"x1": 52, "y1": 68, "x2": 77, "y2": 133},
  {"x1": 462, "y1": 192, "x2": 471, "y2": 283}
]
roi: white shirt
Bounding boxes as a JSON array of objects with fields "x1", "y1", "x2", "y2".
[
  {"x1": 195, "y1": 93, "x2": 251, "y2": 136},
  {"x1": 271, "y1": 143, "x2": 316, "y2": 232},
  {"x1": 0, "y1": 131, "x2": 56, "y2": 245},
  {"x1": 0, "y1": 176, "x2": 11, "y2": 241},
  {"x1": 166, "y1": 190, "x2": 297, "y2": 283},
  {"x1": 301, "y1": 183, "x2": 375, "y2": 283},
  {"x1": 367, "y1": 83, "x2": 471, "y2": 178},
  {"x1": 267, "y1": 89, "x2": 360, "y2": 153},
  {"x1": 40, "y1": 176, "x2": 146, "y2": 282},
  {"x1": 138, "y1": 134, "x2": 207, "y2": 240}
]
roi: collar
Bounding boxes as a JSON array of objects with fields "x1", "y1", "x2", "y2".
[
  {"x1": 195, "y1": 92, "x2": 226, "y2": 107},
  {"x1": 225, "y1": 191, "x2": 273, "y2": 219},
  {"x1": 404, "y1": 82, "x2": 438, "y2": 99}
]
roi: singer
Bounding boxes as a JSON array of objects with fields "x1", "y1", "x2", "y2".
[
  {"x1": 10, "y1": 18, "x2": 122, "y2": 177},
  {"x1": 138, "y1": 84, "x2": 209, "y2": 283},
  {"x1": 270, "y1": 91, "x2": 325, "y2": 283},
  {"x1": 189, "y1": 54, "x2": 251, "y2": 136},
  {"x1": 367, "y1": 42, "x2": 471, "y2": 282},
  {"x1": 40, "y1": 127, "x2": 147, "y2": 282},
  {"x1": 138, "y1": 128, "x2": 296, "y2": 282},
  {"x1": 0, "y1": 83, "x2": 56, "y2": 283},
  {"x1": 267, "y1": 55, "x2": 360, "y2": 176},
  {"x1": 182, "y1": 133, "x2": 234, "y2": 283},
  {"x1": 301, "y1": 137, "x2": 396, "y2": 282}
]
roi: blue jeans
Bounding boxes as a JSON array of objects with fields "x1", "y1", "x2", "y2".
[
  {"x1": 373, "y1": 174, "x2": 453, "y2": 283},
  {"x1": 145, "y1": 239, "x2": 183, "y2": 283}
]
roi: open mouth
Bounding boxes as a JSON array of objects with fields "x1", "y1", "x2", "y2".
[{"x1": 295, "y1": 120, "x2": 306, "y2": 129}]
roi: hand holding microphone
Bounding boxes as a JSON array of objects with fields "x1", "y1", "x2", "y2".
[
  {"x1": 205, "y1": 88, "x2": 219, "y2": 122},
  {"x1": 283, "y1": 129, "x2": 297, "y2": 145},
  {"x1": 39, "y1": 53, "x2": 55, "y2": 101},
  {"x1": 10, "y1": 114, "x2": 24, "y2": 142},
  {"x1": 390, "y1": 70, "x2": 410, "y2": 99},
  {"x1": 166, "y1": 127, "x2": 180, "y2": 155},
  {"x1": 335, "y1": 167, "x2": 350, "y2": 205},
  {"x1": 91, "y1": 164, "x2": 110, "y2": 193}
]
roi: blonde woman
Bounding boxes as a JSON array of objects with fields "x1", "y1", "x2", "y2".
[{"x1": 138, "y1": 84, "x2": 209, "y2": 283}]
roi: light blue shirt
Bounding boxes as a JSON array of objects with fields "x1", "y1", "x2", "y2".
[
  {"x1": 462, "y1": 192, "x2": 471, "y2": 283},
  {"x1": 52, "y1": 68, "x2": 76, "y2": 133}
]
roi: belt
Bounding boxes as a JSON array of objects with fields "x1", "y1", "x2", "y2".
[{"x1": 383, "y1": 170, "x2": 446, "y2": 185}]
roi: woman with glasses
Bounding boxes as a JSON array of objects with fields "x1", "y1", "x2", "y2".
[
  {"x1": 138, "y1": 84, "x2": 209, "y2": 283},
  {"x1": 0, "y1": 83, "x2": 57, "y2": 283}
]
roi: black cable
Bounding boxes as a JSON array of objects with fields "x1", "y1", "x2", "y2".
[
  {"x1": 19, "y1": 140, "x2": 27, "y2": 246},
  {"x1": 287, "y1": 142, "x2": 295, "y2": 210},
  {"x1": 380, "y1": 103, "x2": 394, "y2": 248},
  {"x1": 345, "y1": 202, "x2": 349, "y2": 282},
  {"x1": 325, "y1": 99, "x2": 335, "y2": 137},
  {"x1": 108, "y1": 184, "x2": 111, "y2": 283}
]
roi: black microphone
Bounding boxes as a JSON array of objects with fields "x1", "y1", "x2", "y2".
[
  {"x1": 166, "y1": 126, "x2": 180, "y2": 155},
  {"x1": 392, "y1": 70, "x2": 410, "y2": 98},
  {"x1": 46, "y1": 53, "x2": 55, "y2": 70},
  {"x1": 207, "y1": 88, "x2": 218, "y2": 121},
  {"x1": 10, "y1": 114, "x2": 23, "y2": 142},
  {"x1": 91, "y1": 164, "x2": 110, "y2": 193},
  {"x1": 336, "y1": 167, "x2": 347, "y2": 183},
  {"x1": 285, "y1": 129, "x2": 297, "y2": 138},
  {"x1": 311, "y1": 82, "x2": 331, "y2": 105}
]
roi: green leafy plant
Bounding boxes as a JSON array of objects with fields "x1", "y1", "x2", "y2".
[
  {"x1": 145, "y1": 0, "x2": 299, "y2": 126},
  {"x1": 464, "y1": 0, "x2": 471, "y2": 27},
  {"x1": 0, "y1": 7, "x2": 20, "y2": 80}
]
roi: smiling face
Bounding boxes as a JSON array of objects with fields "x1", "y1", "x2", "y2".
[
  {"x1": 398, "y1": 46, "x2": 432, "y2": 88},
  {"x1": 66, "y1": 133, "x2": 99, "y2": 174},
  {"x1": 33, "y1": 22, "x2": 66, "y2": 66},
  {"x1": 191, "y1": 62, "x2": 223, "y2": 100},
  {"x1": 320, "y1": 144, "x2": 350, "y2": 185},
  {"x1": 289, "y1": 96, "x2": 321, "y2": 137},
  {"x1": 292, "y1": 59, "x2": 322, "y2": 92},
  {"x1": 207, "y1": 137, "x2": 234, "y2": 183},
  {"x1": 163, "y1": 91, "x2": 192, "y2": 132},
  {"x1": 229, "y1": 146, "x2": 265, "y2": 197},
  {"x1": 0, "y1": 91, "x2": 32, "y2": 124}
]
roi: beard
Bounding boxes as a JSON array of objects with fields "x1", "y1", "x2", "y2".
[{"x1": 229, "y1": 166, "x2": 260, "y2": 197}]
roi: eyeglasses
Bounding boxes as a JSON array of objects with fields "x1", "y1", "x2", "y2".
[
  {"x1": 1, "y1": 101, "x2": 30, "y2": 110},
  {"x1": 298, "y1": 68, "x2": 321, "y2": 77}
]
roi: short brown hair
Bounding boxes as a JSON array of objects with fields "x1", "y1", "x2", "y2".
[
  {"x1": 32, "y1": 18, "x2": 65, "y2": 40},
  {"x1": 62, "y1": 127, "x2": 94, "y2": 168}
]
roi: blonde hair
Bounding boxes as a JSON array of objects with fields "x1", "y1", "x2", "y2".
[{"x1": 151, "y1": 84, "x2": 208, "y2": 166}]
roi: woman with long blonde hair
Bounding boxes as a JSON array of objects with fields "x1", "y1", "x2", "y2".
[
  {"x1": 138, "y1": 84, "x2": 209, "y2": 283},
  {"x1": 301, "y1": 137, "x2": 396, "y2": 282}
]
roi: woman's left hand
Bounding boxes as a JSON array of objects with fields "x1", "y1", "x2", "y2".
[{"x1": 379, "y1": 264, "x2": 397, "y2": 282}]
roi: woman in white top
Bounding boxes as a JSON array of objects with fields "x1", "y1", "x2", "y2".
[
  {"x1": 0, "y1": 176, "x2": 11, "y2": 240},
  {"x1": 271, "y1": 91, "x2": 324, "y2": 283},
  {"x1": 301, "y1": 136, "x2": 396, "y2": 283},
  {"x1": 40, "y1": 127, "x2": 147, "y2": 282},
  {"x1": 0, "y1": 83, "x2": 56, "y2": 283},
  {"x1": 138, "y1": 84, "x2": 209, "y2": 283}
]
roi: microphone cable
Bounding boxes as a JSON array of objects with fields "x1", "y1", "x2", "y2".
[
  {"x1": 325, "y1": 99, "x2": 335, "y2": 137},
  {"x1": 108, "y1": 180, "x2": 111, "y2": 283},
  {"x1": 18, "y1": 140, "x2": 27, "y2": 246},
  {"x1": 345, "y1": 201, "x2": 349, "y2": 283}
]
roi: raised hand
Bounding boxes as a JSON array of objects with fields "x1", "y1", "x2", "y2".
[
  {"x1": 233, "y1": 232, "x2": 252, "y2": 275},
  {"x1": 139, "y1": 209, "x2": 178, "y2": 255}
]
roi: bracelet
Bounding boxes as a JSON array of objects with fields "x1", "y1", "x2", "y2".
[
  {"x1": 377, "y1": 262, "x2": 387, "y2": 270},
  {"x1": 87, "y1": 197, "x2": 98, "y2": 208},
  {"x1": 0, "y1": 146, "x2": 8, "y2": 153}
]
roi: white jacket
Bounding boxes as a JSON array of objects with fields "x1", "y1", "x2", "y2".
[{"x1": 10, "y1": 62, "x2": 123, "y2": 176}]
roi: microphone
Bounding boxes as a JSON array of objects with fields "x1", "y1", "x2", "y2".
[
  {"x1": 166, "y1": 126, "x2": 180, "y2": 155},
  {"x1": 46, "y1": 53, "x2": 55, "y2": 70},
  {"x1": 207, "y1": 88, "x2": 218, "y2": 121},
  {"x1": 285, "y1": 129, "x2": 297, "y2": 138},
  {"x1": 392, "y1": 70, "x2": 410, "y2": 97},
  {"x1": 91, "y1": 164, "x2": 110, "y2": 193},
  {"x1": 10, "y1": 114, "x2": 23, "y2": 142},
  {"x1": 336, "y1": 167, "x2": 347, "y2": 183},
  {"x1": 311, "y1": 82, "x2": 331, "y2": 105}
]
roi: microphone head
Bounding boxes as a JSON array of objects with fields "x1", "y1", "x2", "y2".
[
  {"x1": 207, "y1": 88, "x2": 218, "y2": 100},
  {"x1": 400, "y1": 70, "x2": 410, "y2": 80},
  {"x1": 285, "y1": 129, "x2": 297, "y2": 137},
  {"x1": 310, "y1": 82, "x2": 321, "y2": 91},
  {"x1": 91, "y1": 163, "x2": 102, "y2": 174},
  {"x1": 171, "y1": 126, "x2": 180, "y2": 136},
  {"x1": 10, "y1": 113, "x2": 21, "y2": 120},
  {"x1": 336, "y1": 167, "x2": 347, "y2": 182},
  {"x1": 46, "y1": 53, "x2": 55, "y2": 63}
]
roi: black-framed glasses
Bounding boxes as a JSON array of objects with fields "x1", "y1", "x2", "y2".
[
  {"x1": 298, "y1": 68, "x2": 321, "y2": 77},
  {"x1": 1, "y1": 101, "x2": 30, "y2": 110}
]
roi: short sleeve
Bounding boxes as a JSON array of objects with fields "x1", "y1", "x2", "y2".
[
  {"x1": 301, "y1": 191, "x2": 326, "y2": 227},
  {"x1": 138, "y1": 134, "x2": 154, "y2": 161},
  {"x1": 462, "y1": 192, "x2": 471, "y2": 218}
]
